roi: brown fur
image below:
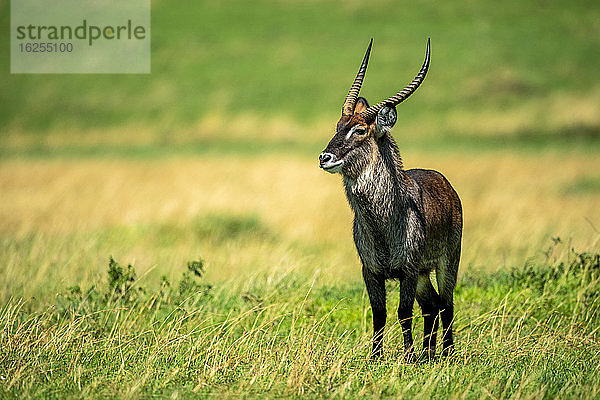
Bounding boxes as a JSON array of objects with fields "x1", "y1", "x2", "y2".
[{"x1": 320, "y1": 98, "x2": 462, "y2": 361}]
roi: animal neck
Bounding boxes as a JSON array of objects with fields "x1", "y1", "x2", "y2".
[{"x1": 343, "y1": 134, "x2": 406, "y2": 220}]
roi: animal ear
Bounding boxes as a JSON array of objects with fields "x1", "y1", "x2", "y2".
[
  {"x1": 353, "y1": 97, "x2": 369, "y2": 115},
  {"x1": 374, "y1": 106, "x2": 397, "y2": 138}
]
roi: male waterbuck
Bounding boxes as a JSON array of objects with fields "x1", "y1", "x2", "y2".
[{"x1": 319, "y1": 39, "x2": 462, "y2": 360}]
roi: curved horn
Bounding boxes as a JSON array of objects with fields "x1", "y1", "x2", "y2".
[
  {"x1": 360, "y1": 38, "x2": 430, "y2": 122},
  {"x1": 341, "y1": 39, "x2": 373, "y2": 116}
]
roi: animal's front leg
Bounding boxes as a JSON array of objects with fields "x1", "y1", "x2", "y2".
[
  {"x1": 363, "y1": 269, "x2": 386, "y2": 359},
  {"x1": 398, "y1": 273, "x2": 417, "y2": 362}
]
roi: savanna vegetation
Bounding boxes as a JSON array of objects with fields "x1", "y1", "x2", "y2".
[{"x1": 1, "y1": 0, "x2": 599, "y2": 398}]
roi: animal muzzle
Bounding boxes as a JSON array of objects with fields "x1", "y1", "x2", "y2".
[{"x1": 319, "y1": 152, "x2": 344, "y2": 173}]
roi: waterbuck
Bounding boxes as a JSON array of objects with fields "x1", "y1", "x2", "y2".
[{"x1": 319, "y1": 39, "x2": 462, "y2": 360}]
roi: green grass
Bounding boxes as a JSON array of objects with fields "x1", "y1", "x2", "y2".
[
  {"x1": 1, "y1": 244, "x2": 599, "y2": 398},
  {"x1": 1, "y1": 0, "x2": 599, "y2": 139},
  {"x1": 2, "y1": 123, "x2": 600, "y2": 161},
  {"x1": 563, "y1": 176, "x2": 600, "y2": 195},
  {"x1": 1, "y1": 0, "x2": 600, "y2": 397}
]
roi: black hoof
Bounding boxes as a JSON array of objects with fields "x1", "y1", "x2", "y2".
[
  {"x1": 441, "y1": 344, "x2": 455, "y2": 358},
  {"x1": 403, "y1": 348, "x2": 416, "y2": 363}
]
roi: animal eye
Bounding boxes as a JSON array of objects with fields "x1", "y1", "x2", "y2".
[{"x1": 354, "y1": 128, "x2": 366, "y2": 135}]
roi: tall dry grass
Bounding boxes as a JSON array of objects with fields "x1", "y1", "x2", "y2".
[{"x1": 0, "y1": 148, "x2": 598, "y2": 298}]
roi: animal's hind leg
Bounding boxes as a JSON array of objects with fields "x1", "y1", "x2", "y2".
[
  {"x1": 436, "y1": 251, "x2": 459, "y2": 356},
  {"x1": 416, "y1": 273, "x2": 441, "y2": 360}
]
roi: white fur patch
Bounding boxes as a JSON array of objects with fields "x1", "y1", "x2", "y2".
[{"x1": 345, "y1": 125, "x2": 363, "y2": 140}]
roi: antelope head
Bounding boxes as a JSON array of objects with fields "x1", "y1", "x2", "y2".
[{"x1": 319, "y1": 38, "x2": 430, "y2": 175}]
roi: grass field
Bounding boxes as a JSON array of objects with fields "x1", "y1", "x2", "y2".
[{"x1": 1, "y1": 0, "x2": 600, "y2": 398}]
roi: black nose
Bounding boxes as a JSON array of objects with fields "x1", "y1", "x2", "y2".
[{"x1": 319, "y1": 152, "x2": 334, "y2": 164}]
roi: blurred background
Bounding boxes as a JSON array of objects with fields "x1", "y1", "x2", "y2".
[{"x1": 1, "y1": 0, "x2": 599, "y2": 301}]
